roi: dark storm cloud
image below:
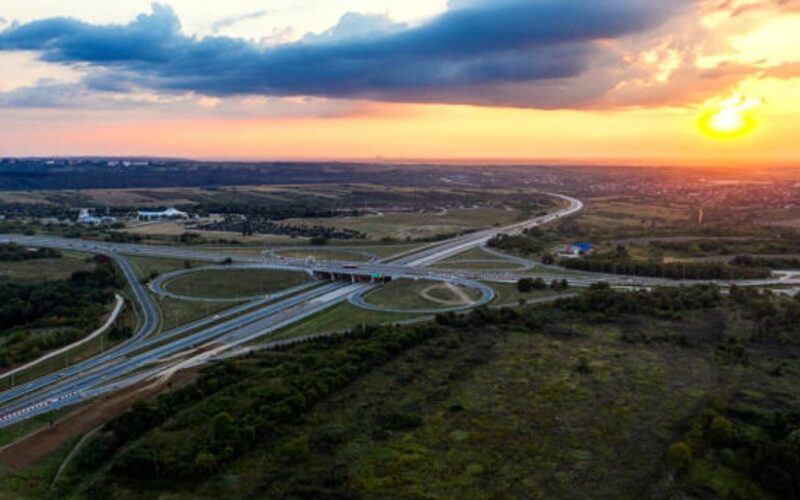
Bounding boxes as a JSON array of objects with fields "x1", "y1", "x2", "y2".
[{"x1": 0, "y1": 1, "x2": 688, "y2": 108}]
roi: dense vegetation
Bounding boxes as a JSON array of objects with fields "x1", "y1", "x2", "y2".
[
  {"x1": 488, "y1": 229, "x2": 775, "y2": 280},
  {"x1": 0, "y1": 243, "x2": 60, "y2": 261},
  {"x1": 36, "y1": 285, "x2": 799, "y2": 499},
  {"x1": 487, "y1": 226, "x2": 557, "y2": 256},
  {"x1": 731, "y1": 254, "x2": 800, "y2": 270},
  {"x1": 0, "y1": 255, "x2": 121, "y2": 369},
  {"x1": 651, "y1": 238, "x2": 800, "y2": 257},
  {"x1": 559, "y1": 253, "x2": 772, "y2": 280},
  {"x1": 193, "y1": 203, "x2": 364, "y2": 220},
  {"x1": 668, "y1": 398, "x2": 800, "y2": 499},
  {"x1": 197, "y1": 217, "x2": 367, "y2": 240},
  {"x1": 0, "y1": 203, "x2": 77, "y2": 220}
]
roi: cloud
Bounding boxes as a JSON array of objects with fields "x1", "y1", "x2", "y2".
[
  {"x1": 302, "y1": 12, "x2": 406, "y2": 44},
  {"x1": 211, "y1": 10, "x2": 270, "y2": 34},
  {"x1": 762, "y1": 62, "x2": 800, "y2": 79},
  {"x1": 0, "y1": 1, "x2": 693, "y2": 109},
  {"x1": 0, "y1": 81, "x2": 86, "y2": 108},
  {"x1": 718, "y1": 0, "x2": 800, "y2": 17}
]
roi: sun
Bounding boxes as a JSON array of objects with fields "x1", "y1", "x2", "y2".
[{"x1": 698, "y1": 95, "x2": 761, "y2": 139}]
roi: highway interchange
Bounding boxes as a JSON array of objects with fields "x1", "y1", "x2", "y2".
[{"x1": 0, "y1": 192, "x2": 798, "y2": 428}]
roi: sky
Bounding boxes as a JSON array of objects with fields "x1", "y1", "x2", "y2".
[{"x1": 0, "y1": 0, "x2": 799, "y2": 165}]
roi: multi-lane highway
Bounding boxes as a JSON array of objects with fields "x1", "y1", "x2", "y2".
[
  {"x1": 1, "y1": 192, "x2": 793, "y2": 428},
  {"x1": 0, "y1": 193, "x2": 585, "y2": 426}
]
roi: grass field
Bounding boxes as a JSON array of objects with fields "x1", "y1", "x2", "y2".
[
  {"x1": 537, "y1": 196, "x2": 698, "y2": 251},
  {"x1": 440, "y1": 246, "x2": 498, "y2": 261},
  {"x1": 164, "y1": 269, "x2": 310, "y2": 300},
  {"x1": 155, "y1": 297, "x2": 235, "y2": 333},
  {"x1": 364, "y1": 279, "x2": 481, "y2": 310},
  {"x1": 125, "y1": 223, "x2": 299, "y2": 245},
  {"x1": 282, "y1": 207, "x2": 522, "y2": 241},
  {"x1": 125, "y1": 256, "x2": 209, "y2": 281},
  {"x1": 488, "y1": 282, "x2": 569, "y2": 306},
  {"x1": 0, "y1": 252, "x2": 94, "y2": 284},
  {"x1": 269, "y1": 303, "x2": 419, "y2": 341},
  {"x1": 433, "y1": 261, "x2": 527, "y2": 271},
  {"x1": 582, "y1": 197, "x2": 691, "y2": 228}
]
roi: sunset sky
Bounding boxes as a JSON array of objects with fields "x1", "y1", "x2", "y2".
[{"x1": 1, "y1": 0, "x2": 799, "y2": 165}]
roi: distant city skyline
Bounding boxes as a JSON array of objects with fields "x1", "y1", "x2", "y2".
[{"x1": 1, "y1": 1, "x2": 799, "y2": 165}]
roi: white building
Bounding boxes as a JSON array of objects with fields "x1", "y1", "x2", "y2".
[
  {"x1": 137, "y1": 207, "x2": 189, "y2": 221},
  {"x1": 77, "y1": 208, "x2": 116, "y2": 225}
]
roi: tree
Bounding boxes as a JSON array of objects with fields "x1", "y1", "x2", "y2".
[
  {"x1": 517, "y1": 278, "x2": 534, "y2": 293},
  {"x1": 194, "y1": 451, "x2": 217, "y2": 474},
  {"x1": 710, "y1": 416, "x2": 734, "y2": 445},
  {"x1": 213, "y1": 412, "x2": 236, "y2": 443}
]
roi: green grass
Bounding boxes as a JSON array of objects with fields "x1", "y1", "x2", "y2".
[
  {"x1": 488, "y1": 282, "x2": 567, "y2": 306},
  {"x1": 269, "y1": 303, "x2": 418, "y2": 341},
  {"x1": 364, "y1": 279, "x2": 480, "y2": 310},
  {"x1": 440, "y1": 246, "x2": 498, "y2": 261},
  {"x1": 164, "y1": 269, "x2": 310, "y2": 300},
  {"x1": 156, "y1": 298, "x2": 236, "y2": 333},
  {"x1": 126, "y1": 256, "x2": 207, "y2": 281},
  {"x1": 433, "y1": 261, "x2": 526, "y2": 271},
  {"x1": 0, "y1": 251, "x2": 94, "y2": 284}
]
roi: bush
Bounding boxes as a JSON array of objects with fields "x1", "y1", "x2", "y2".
[
  {"x1": 668, "y1": 441, "x2": 693, "y2": 469},
  {"x1": 710, "y1": 416, "x2": 734, "y2": 445}
]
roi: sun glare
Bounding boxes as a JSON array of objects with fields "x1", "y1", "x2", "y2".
[{"x1": 699, "y1": 95, "x2": 761, "y2": 139}]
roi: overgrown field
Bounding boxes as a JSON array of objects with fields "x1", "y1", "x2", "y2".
[{"x1": 4, "y1": 286, "x2": 797, "y2": 499}]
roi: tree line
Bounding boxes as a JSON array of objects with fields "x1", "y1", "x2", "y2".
[
  {"x1": 0, "y1": 242, "x2": 61, "y2": 261},
  {"x1": 559, "y1": 255, "x2": 771, "y2": 280},
  {"x1": 0, "y1": 255, "x2": 121, "y2": 368}
]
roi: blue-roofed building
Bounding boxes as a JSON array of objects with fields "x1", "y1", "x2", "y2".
[{"x1": 569, "y1": 242, "x2": 594, "y2": 256}]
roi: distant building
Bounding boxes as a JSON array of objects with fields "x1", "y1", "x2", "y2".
[
  {"x1": 123, "y1": 160, "x2": 150, "y2": 167},
  {"x1": 570, "y1": 242, "x2": 594, "y2": 255},
  {"x1": 137, "y1": 208, "x2": 188, "y2": 221},
  {"x1": 77, "y1": 208, "x2": 116, "y2": 225}
]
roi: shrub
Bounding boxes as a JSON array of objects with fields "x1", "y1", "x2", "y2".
[
  {"x1": 710, "y1": 416, "x2": 734, "y2": 445},
  {"x1": 668, "y1": 441, "x2": 693, "y2": 469}
]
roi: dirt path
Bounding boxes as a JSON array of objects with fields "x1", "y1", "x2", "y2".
[{"x1": 420, "y1": 283, "x2": 473, "y2": 306}]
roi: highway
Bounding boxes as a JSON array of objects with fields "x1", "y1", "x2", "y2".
[
  {"x1": 2, "y1": 191, "x2": 791, "y2": 427},
  {"x1": 0, "y1": 195, "x2": 583, "y2": 426}
]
